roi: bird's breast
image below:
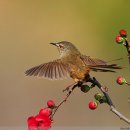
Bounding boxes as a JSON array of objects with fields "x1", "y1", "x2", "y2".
[{"x1": 69, "y1": 64, "x2": 90, "y2": 81}]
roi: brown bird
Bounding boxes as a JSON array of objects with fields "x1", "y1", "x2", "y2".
[{"x1": 25, "y1": 41, "x2": 121, "y2": 82}]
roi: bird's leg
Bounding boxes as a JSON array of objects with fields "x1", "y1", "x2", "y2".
[
  {"x1": 62, "y1": 82, "x2": 76, "y2": 92},
  {"x1": 65, "y1": 81, "x2": 83, "y2": 98},
  {"x1": 66, "y1": 83, "x2": 79, "y2": 96}
]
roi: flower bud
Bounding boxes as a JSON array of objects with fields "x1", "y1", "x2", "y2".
[
  {"x1": 88, "y1": 101, "x2": 98, "y2": 110},
  {"x1": 94, "y1": 93, "x2": 103, "y2": 101},
  {"x1": 80, "y1": 85, "x2": 90, "y2": 93},
  {"x1": 115, "y1": 35, "x2": 124, "y2": 44},
  {"x1": 47, "y1": 100, "x2": 55, "y2": 108},
  {"x1": 116, "y1": 76, "x2": 126, "y2": 85},
  {"x1": 119, "y1": 29, "x2": 127, "y2": 37}
]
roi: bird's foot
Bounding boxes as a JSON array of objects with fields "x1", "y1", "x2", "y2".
[
  {"x1": 62, "y1": 82, "x2": 76, "y2": 92},
  {"x1": 63, "y1": 87, "x2": 70, "y2": 92}
]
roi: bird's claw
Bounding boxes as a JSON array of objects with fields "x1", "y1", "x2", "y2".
[{"x1": 63, "y1": 87, "x2": 70, "y2": 92}]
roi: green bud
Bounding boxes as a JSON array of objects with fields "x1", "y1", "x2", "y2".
[
  {"x1": 94, "y1": 93, "x2": 103, "y2": 101},
  {"x1": 80, "y1": 85, "x2": 90, "y2": 93}
]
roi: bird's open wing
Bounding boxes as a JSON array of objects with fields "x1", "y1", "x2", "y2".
[
  {"x1": 80, "y1": 55, "x2": 122, "y2": 72},
  {"x1": 25, "y1": 59, "x2": 70, "y2": 80}
]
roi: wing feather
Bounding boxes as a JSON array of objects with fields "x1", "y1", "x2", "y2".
[{"x1": 25, "y1": 59, "x2": 69, "y2": 80}]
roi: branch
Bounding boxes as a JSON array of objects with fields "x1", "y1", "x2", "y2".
[
  {"x1": 88, "y1": 76, "x2": 130, "y2": 124},
  {"x1": 110, "y1": 106, "x2": 130, "y2": 124},
  {"x1": 51, "y1": 76, "x2": 130, "y2": 124}
]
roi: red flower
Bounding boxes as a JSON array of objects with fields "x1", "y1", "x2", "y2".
[
  {"x1": 27, "y1": 116, "x2": 38, "y2": 130},
  {"x1": 35, "y1": 114, "x2": 51, "y2": 130},
  {"x1": 39, "y1": 108, "x2": 52, "y2": 117},
  {"x1": 27, "y1": 100, "x2": 54, "y2": 130},
  {"x1": 39, "y1": 116, "x2": 51, "y2": 130},
  {"x1": 28, "y1": 113, "x2": 52, "y2": 130}
]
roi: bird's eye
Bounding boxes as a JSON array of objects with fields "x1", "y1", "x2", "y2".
[{"x1": 59, "y1": 44, "x2": 64, "y2": 48}]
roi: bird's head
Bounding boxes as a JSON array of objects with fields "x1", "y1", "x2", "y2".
[{"x1": 50, "y1": 41, "x2": 80, "y2": 58}]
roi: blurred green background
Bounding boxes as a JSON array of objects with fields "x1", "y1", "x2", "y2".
[{"x1": 0, "y1": 0, "x2": 130, "y2": 127}]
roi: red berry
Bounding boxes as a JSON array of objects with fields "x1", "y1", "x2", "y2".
[
  {"x1": 119, "y1": 29, "x2": 127, "y2": 37},
  {"x1": 115, "y1": 35, "x2": 124, "y2": 44},
  {"x1": 39, "y1": 108, "x2": 52, "y2": 117},
  {"x1": 116, "y1": 76, "x2": 126, "y2": 85},
  {"x1": 88, "y1": 101, "x2": 98, "y2": 110},
  {"x1": 47, "y1": 100, "x2": 55, "y2": 108}
]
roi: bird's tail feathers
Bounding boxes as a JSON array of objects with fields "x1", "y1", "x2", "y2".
[
  {"x1": 89, "y1": 64, "x2": 122, "y2": 73},
  {"x1": 106, "y1": 57, "x2": 123, "y2": 63}
]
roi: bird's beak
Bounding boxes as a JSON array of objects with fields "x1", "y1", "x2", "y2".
[{"x1": 50, "y1": 42, "x2": 58, "y2": 46}]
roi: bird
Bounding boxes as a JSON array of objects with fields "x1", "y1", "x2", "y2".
[{"x1": 25, "y1": 41, "x2": 121, "y2": 82}]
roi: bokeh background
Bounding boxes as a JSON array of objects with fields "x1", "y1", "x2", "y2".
[{"x1": 0, "y1": 0, "x2": 130, "y2": 128}]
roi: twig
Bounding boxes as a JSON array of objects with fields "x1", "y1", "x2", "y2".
[{"x1": 50, "y1": 84, "x2": 78, "y2": 120}]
